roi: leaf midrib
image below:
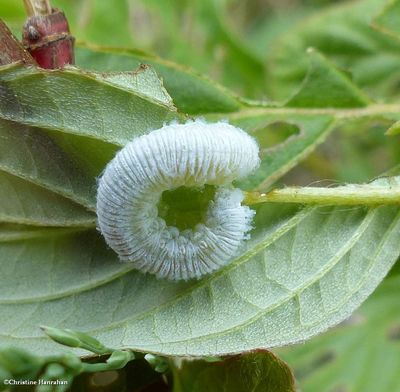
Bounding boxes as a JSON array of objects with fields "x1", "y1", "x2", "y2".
[{"x1": 0, "y1": 227, "x2": 87, "y2": 243}]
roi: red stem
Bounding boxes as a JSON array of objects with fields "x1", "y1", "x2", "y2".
[{"x1": 22, "y1": 8, "x2": 75, "y2": 69}]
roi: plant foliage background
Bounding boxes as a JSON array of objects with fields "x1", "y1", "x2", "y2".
[{"x1": 0, "y1": 0, "x2": 400, "y2": 391}]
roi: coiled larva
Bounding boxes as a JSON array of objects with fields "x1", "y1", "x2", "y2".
[{"x1": 96, "y1": 120, "x2": 260, "y2": 281}]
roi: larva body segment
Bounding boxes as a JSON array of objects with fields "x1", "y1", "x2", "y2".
[{"x1": 96, "y1": 120, "x2": 260, "y2": 281}]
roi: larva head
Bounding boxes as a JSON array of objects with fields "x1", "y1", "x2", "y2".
[{"x1": 96, "y1": 120, "x2": 260, "y2": 281}]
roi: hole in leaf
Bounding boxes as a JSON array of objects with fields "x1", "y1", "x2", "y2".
[{"x1": 252, "y1": 121, "x2": 301, "y2": 150}]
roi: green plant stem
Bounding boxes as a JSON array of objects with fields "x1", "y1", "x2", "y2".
[
  {"x1": 81, "y1": 362, "x2": 117, "y2": 372},
  {"x1": 226, "y1": 103, "x2": 400, "y2": 121},
  {"x1": 244, "y1": 185, "x2": 400, "y2": 206}
]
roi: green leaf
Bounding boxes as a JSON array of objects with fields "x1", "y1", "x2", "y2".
[
  {"x1": 0, "y1": 229, "x2": 131, "y2": 305},
  {"x1": 285, "y1": 49, "x2": 371, "y2": 108},
  {"x1": 267, "y1": 0, "x2": 400, "y2": 102},
  {"x1": 277, "y1": 275, "x2": 400, "y2": 392},
  {"x1": 0, "y1": 63, "x2": 177, "y2": 146},
  {"x1": 227, "y1": 113, "x2": 335, "y2": 190},
  {"x1": 0, "y1": 119, "x2": 96, "y2": 210},
  {"x1": 0, "y1": 201, "x2": 399, "y2": 356},
  {"x1": 172, "y1": 351, "x2": 295, "y2": 392},
  {"x1": 96, "y1": 64, "x2": 174, "y2": 108},
  {"x1": 0, "y1": 171, "x2": 95, "y2": 227},
  {"x1": 197, "y1": 0, "x2": 267, "y2": 99},
  {"x1": 0, "y1": 62, "x2": 178, "y2": 176},
  {"x1": 0, "y1": 116, "x2": 97, "y2": 227},
  {"x1": 219, "y1": 102, "x2": 400, "y2": 192},
  {"x1": 75, "y1": 44, "x2": 241, "y2": 114},
  {"x1": 48, "y1": 133, "x2": 118, "y2": 179},
  {"x1": 372, "y1": 0, "x2": 400, "y2": 40}
]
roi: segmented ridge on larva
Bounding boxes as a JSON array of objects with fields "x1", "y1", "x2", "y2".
[{"x1": 96, "y1": 120, "x2": 260, "y2": 281}]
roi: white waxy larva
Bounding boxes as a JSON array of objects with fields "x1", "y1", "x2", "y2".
[{"x1": 96, "y1": 120, "x2": 260, "y2": 281}]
